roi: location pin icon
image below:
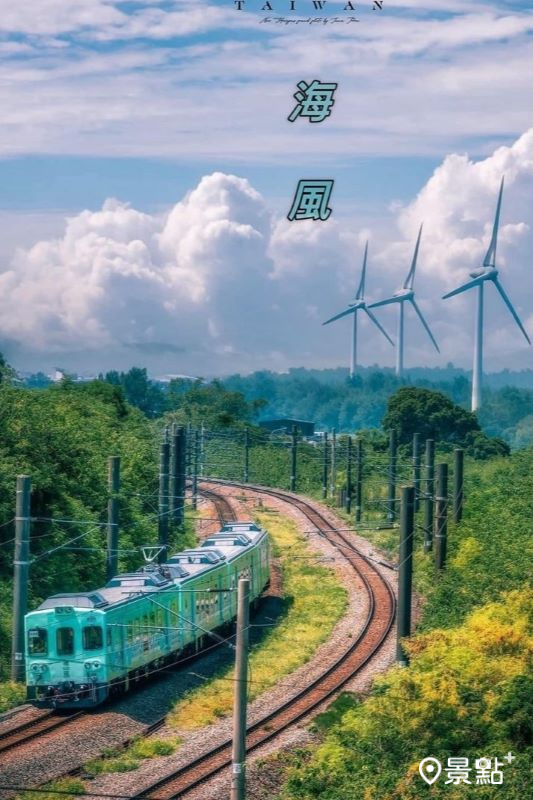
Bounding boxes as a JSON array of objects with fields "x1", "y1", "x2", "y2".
[{"x1": 419, "y1": 757, "x2": 442, "y2": 785}]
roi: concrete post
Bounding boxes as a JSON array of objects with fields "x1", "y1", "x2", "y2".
[
  {"x1": 230, "y1": 578, "x2": 250, "y2": 800},
  {"x1": 396, "y1": 485, "x2": 414, "y2": 666},
  {"x1": 11, "y1": 475, "x2": 31, "y2": 683},
  {"x1": 290, "y1": 425, "x2": 298, "y2": 492},
  {"x1": 453, "y1": 448, "x2": 464, "y2": 524},
  {"x1": 158, "y1": 439, "x2": 170, "y2": 563},
  {"x1": 435, "y1": 463, "x2": 448, "y2": 572},
  {"x1": 106, "y1": 456, "x2": 120, "y2": 581},
  {"x1": 423, "y1": 439, "x2": 435, "y2": 552},
  {"x1": 387, "y1": 429, "x2": 397, "y2": 523}
]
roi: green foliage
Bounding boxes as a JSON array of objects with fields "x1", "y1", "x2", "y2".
[
  {"x1": 17, "y1": 778, "x2": 86, "y2": 800},
  {"x1": 84, "y1": 737, "x2": 177, "y2": 776},
  {"x1": 164, "y1": 378, "x2": 266, "y2": 428},
  {"x1": 279, "y1": 448, "x2": 533, "y2": 800},
  {"x1": 0, "y1": 681, "x2": 25, "y2": 713},
  {"x1": 383, "y1": 387, "x2": 509, "y2": 458},
  {"x1": 282, "y1": 591, "x2": 532, "y2": 800},
  {"x1": 419, "y1": 448, "x2": 533, "y2": 629},
  {"x1": 224, "y1": 368, "x2": 533, "y2": 448},
  {"x1": 0, "y1": 379, "x2": 167, "y2": 679}
]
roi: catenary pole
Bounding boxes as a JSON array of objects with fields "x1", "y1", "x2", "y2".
[
  {"x1": 178, "y1": 425, "x2": 187, "y2": 525},
  {"x1": 192, "y1": 429, "x2": 199, "y2": 510},
  {"x1": 423, "y1": 439, "x2": 435, "y2": 552},
  {"x1": 345, "y1": 435, "x2": 353, "y2": 514},
  {"x1": 412, "y1": 432, "x2": 421, "y2": 512},
  {"x1": 158, "y1": 438, "x2": 170, "y2": 563},
  {"x1": 453, "y1": 448, "x2": 464, "y2": 524},
  {"x1": 322, "y1": 432, "x2": 329, "y2": 500},
  {"x1": 106, "y1": 456, "x2": 120, "y2": 581},
  {"x1": 290, "y1": 425, "x2": 298, "y2": 492},
  {"x1": 243, "y1": 429, "x2": 250, "y2": 483},
  {"x1": 330, "y1": 429, "x2": 337, "y2": 502},
  {"x1": 387, "y1": 429, "x2": 397, "y2": 523},
  {"x1": 11, "y1": 475, "x2": 31, "y2": 682},
  {"x1": 435, "y1": 463, "x2": 449, "y2": 571},
  {"x1": 396, "y1": 485, "x2": 414, "y2": 666},
  {"x1": 355, "y1": 437, "x2": 363, "y2": 523},
  {"x1": 169, "y1": 423, "x2": 179, "y2": 524},
  {"x1": 230, "y1": 578, "x2": 250, "y2": 800}
]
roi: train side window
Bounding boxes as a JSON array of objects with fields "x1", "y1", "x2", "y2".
[
  {"x1": 28, "y1": 628, "x2": 47, "y2": 655},
  {"x1": 56, "y1": 627, "x2": 74, "y2": 656},
  {"x1": 82, "y1": 625, "x2": 103, "y2": 651},
  {"x1": 107, "y1": 628, "x2": 113, "y2": 647}
]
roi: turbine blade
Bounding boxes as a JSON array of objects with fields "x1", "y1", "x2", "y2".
[
  {"x1": 493, "y1": 279, "x2": 531, "y2": 345},
  {"x1": 355, "y1": 241, "x2": 368, "y2": 301},
  {"x1": 410, "y1": 298, "x2": 440, "y2": 352},
  {"x1": 323, "y1": 306, "x2": 355, "y2": 326},
  {"x1": 483, "y1": 176, "x2": 504, "y2": 268},
  {"x1": 403, "y1": 223, "x2": 423, "y2": 290},
  {"x1": 364, "y1": 308, "x2": 394, "y2": 346},
  {"x1": 442, "y1": 276, "x2": 483, "y2": 299},
  {"x1": 367, "y1": 295, "x2": 400, "y2": 310}
]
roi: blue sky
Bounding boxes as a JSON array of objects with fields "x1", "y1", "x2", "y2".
[{"x1": 0, "y1": 0, "x2": 532, "y2": 376}]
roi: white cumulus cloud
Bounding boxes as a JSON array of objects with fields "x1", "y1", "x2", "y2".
[{"x1": 1, "y1": 133, "x2": 532, "y2": 375}]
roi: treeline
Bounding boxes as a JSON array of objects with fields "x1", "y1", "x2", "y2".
[{"x1": 223, "y1": 368, "x2": 533, "y2": 449}]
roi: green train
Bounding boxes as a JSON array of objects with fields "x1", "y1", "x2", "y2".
[{"x1": 24, "y1": 522, "x2": 270, "y2": 708}]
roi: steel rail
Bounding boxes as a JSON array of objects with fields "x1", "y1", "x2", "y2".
[{"x1": 131, "y1": 479, "x2": 395, "y2": 800}]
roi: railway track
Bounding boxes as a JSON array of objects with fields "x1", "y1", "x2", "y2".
[
  {"x1": 133, "y1": 479, "x2": 396, "y2": 800},
  {"x1": 197, "y1": 486, "x2": 236, "y2": 526},
  {"x1": 0, "y1": 711, "x2": 83, "y2": 757}
]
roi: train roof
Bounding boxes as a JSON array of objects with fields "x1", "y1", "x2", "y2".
[
  {"x1": 29, "y1": 520, "x2": 268, "y2": 615},
  {"x1": 221, "y1": 521, "x2": 262, "y2": 532},
  {"x1": 38, "y1": 592, "x2": 109, "y2": 610}
]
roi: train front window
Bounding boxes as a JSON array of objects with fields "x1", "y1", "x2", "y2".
[
  {"x1": 56, "y1": 627, "x2": 74, "y2": 656},
  {"x1": 28, "y1": 628, "x2": 47, "y2": 655},
  {"x1": 83, "y1": 625, "x2": 103, "y2": 650}
]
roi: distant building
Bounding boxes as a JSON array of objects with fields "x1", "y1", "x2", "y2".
[{"x1": 259, "y1": 419, "x2": 315, "y2": 437}]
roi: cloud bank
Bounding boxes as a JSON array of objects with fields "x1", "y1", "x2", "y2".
[{"x1": 1, "y1": 132, "x2": 532, "y2": 375}]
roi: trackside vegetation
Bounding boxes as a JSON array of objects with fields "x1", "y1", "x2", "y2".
[{"x1": 277, "y1": 447, "x2": 533, "y2": 800}]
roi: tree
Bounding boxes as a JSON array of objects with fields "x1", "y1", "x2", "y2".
[{"x1": 382, "y1": 387, "x2": 480, "y2": 444}]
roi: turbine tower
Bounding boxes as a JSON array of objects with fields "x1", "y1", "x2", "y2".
[
  {"x1": 367, "y1": 225, "x2": 439, "y2": 376},
  {"x1": 442, "y1": 177, "x2": 531, "y2": 412},
  {"x1": 323, "y1": 242, "x2": 394, "y2": 377}
]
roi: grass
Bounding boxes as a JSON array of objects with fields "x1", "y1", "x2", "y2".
[
  {"x1": 16, "y1": 778, "x2": 86, "y2": 800},
  {"x1": 83, "y1": 737, "x2": 179, "y2": 776},
  {"x1": 0, "y1": 681, "x2": 25, "y2": 713},
  {"x1": 167, "y1": 510, "x2": 348, "y2": 730}
]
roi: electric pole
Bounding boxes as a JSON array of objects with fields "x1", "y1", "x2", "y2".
[
  {"x1": 158, "y1": 436, "x2": 170, "y2": 563},
  {"x1": 230, "y1": 578, "x2": 250, "y2": 800},
  {"x1": 11, "y1": 475, "x2": 31, "y2": 682},
  {"x1": 396, "y1": 486, "x2": 414, "y2": 666},
  {"x1": 106, "y1": 456, "x2": 120, "y2": 581}
]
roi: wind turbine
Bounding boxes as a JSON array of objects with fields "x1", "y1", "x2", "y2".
[
  {"x1": 367, "y1": 225, "x2": 439, "y2": 376},
  {"x1": 323, "y1": 242, "x2": 394, "y2": 377},
  {"x1": 442, "y1": 177, "x2": 531, "y2": 412}
]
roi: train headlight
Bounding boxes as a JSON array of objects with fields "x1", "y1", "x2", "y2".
[
  {"x1": 31, "y1": 663, "x2": 48, "y2": 673},
  {"x1": 84, "y1": 660, "x2": 102, "y2": 671}
]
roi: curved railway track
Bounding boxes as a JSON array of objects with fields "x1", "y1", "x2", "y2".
[
  {"x1": 197, "y1": 486, "x2": 236, "y2": 526},
  {"x1": 133, "y1": 479, "x2": 396, "y2": 800},
  {"x1": 0, "y1": 711, "x2": 83, "y2": 757}
]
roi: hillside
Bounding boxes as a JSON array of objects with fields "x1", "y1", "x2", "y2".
[{"x1": 278, "y1": 448, "x2": 533, "y2": 799}]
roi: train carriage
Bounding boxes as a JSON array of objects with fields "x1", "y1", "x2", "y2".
[{"x1": 25, "y1": 522, "x2": 270, "y2": 708}]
